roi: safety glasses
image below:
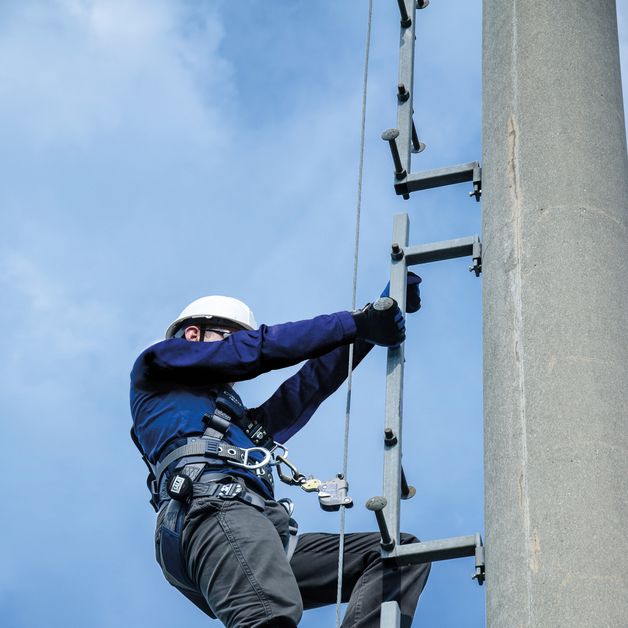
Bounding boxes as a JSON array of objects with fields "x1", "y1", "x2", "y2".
[{"x1": 204, "y1": 328, "x2": 233, "y2": 339}]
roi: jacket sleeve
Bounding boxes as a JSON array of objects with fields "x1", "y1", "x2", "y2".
[
  {"x1": 249, "y1": 339, "x2": 373, "y2": 443},
  {"x1": 131, "y1": 311, "x2": 358, "y2": 388}
]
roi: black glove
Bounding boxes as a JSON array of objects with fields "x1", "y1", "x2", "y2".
[
  {"x1": 352, "y1": 297, "x2": 406, "y2": 347},
  {"x1": 381, "y1": 271, "x2": 422, "y2": 313}
]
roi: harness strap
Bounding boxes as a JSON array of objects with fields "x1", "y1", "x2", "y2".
[
  {"x1": 153, "y1": 438, "x2": 273, "y2": 500},
  {"x1": 157, "y1": 500, "x2": 193, "y2": 590},
  {"x1": 285, "y1": 532, "x2": 299, "y2": 562},
  {"x1": 191, "y1": 479, "x2": 266, "y2": 510},
  {"x1": 204, "y1": 385, "x2": 275, "y2": 449},
  {"x1": 156, "y1": 438, "x2": 247, "y2": 481},
  {"x1": 131, "y1": 425, "x2": 161, "y2": 509},
  {"x1": 156, "y1": 448, "x2": 275, "y2": 504}
]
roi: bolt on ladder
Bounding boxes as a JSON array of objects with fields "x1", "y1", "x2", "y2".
[{"x1": 366, "y1": 3, "x2": 485, "y2": 626}]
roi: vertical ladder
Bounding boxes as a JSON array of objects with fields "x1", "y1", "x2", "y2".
[
  {"x1": 383, "y1": 0, "x2": 482, "y2": 202},
  {"x1": 366, "y1": 3, "x2": 485, "y2": 626}
]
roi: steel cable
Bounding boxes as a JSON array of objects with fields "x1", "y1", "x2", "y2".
[{"x1": 335, "y1": 1, "x2": 373, "y2": 625}]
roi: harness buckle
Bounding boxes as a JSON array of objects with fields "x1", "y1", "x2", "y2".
[{"x1": 218, "y1": 483, "x2": 244, "y2": 499}]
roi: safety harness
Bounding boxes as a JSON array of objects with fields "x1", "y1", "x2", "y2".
[
  {"x1": 130, "y1": 385, "x2": 276, "y2": 511},
  {"x1": 132, "y1": 385, "x2": 299, "y2": 602},
  {"x1": 132, "y1": 385, "x2": 354, "y2": 601}
]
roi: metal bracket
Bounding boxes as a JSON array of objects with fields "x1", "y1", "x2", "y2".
[
  {"x1": 392, "y1": 161, "x2": 483, "y2": 201},
  {"x1": 469, "y1": 237, "x2": 482, "y2": 277},
  {"x1": 366, "y1": 497, "x2": 485, "y2": 585},
  {"x1": 389, "y1": 533, "x2": 485, "y2": 586},
  {"x1": 470, "y1": 162, "x2": 482, "y2": 202},
  {"x1": 399, "y1": 234, "x2": 483, "y2": 276}
]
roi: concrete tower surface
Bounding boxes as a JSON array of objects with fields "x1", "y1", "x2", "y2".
[{"x1": 482, "y1": 1, "x2": 628, "y2": 626}]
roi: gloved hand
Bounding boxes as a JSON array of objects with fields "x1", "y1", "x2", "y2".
[
  {"x1": 381, "y1": 271, "x2": 422, "y2": 313},
  {"x1": 352, "y1": 297, "x2": 405, "y2": 347}
]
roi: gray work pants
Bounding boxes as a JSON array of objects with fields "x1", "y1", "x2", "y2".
[{"x1": 160, "y1": 492, "x2": 430, "y2": 627}]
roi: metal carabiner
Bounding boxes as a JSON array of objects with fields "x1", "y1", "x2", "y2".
[{"x1": 271, "y1": 445, "x2": 307, "y2": 486}]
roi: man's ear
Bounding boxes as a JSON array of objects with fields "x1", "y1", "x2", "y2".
[{"x1": 184, "y1": 325, "x2": 201, "y2": 341}]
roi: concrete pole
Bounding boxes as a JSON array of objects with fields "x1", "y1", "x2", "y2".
[{"x1": 482, "y1": 1, "x2": 628, "y2": 626}]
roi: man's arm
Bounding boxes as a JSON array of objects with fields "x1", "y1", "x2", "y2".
[
  {"x1": 132, "y1": 311, "x2": 358, "y2": 388},
  {"x1": 248, "y1": 339, "x2": 373, "y2": 443},
  {"x1": 249, "y1": 273, "x2": 422, "y2": 441}
]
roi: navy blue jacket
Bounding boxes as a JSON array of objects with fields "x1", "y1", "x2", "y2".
[{"x1": 130, "y1": 311, "x2": 373, "y2": 497}]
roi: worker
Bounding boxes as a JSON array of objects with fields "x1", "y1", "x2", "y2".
[{"x1": 130, "y1": 274, "x2": 429, "y2": 627}]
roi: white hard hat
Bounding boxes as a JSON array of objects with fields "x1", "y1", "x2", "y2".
[{"x1": 165, "y1": 295, "x2": 257, "y2": 338}]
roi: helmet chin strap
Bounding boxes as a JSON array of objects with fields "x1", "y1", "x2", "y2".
[{"x1": 198, "y1": 323, "x2": 207, "y2": 342}]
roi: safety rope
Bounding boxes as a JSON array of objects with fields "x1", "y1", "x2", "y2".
[{"x1": 335, "y1": 1, "x2": 373, "y2": 624}]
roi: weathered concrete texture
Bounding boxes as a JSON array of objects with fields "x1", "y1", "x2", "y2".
[{"x1": 482, "y1": 1, "x2": 628, "y2": 626}]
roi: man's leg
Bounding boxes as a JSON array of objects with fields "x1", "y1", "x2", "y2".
[
  {"x1": 181, "y1": 495, "x2": 303, "y2": 628},
  {"x1": 290, "y1": 532, "x2": 430, "y2": 628}
]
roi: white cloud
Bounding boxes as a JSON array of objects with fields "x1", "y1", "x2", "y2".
[
  {"x1": 0, "y1": 250, "x2": 120, "y2": 361},
  {"x1": 0, "y1": 0, "x2": 232, "y2": 150}
]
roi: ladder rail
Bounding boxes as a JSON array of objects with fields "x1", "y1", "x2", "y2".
[
  {"x1": 395, "y1": 0, "x2": 418, "y2": 179},
  {"x1": 382, "y1": 214, "x2": 411, "y2": 550}
]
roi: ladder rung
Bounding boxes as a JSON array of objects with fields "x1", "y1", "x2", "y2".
[
  {"x1": 387, "y1": 534, "x2": 481, "y2": 565},
  {"x1": 404, "y1": 235, "x2": 481, "y2": 266},
  {"x1": 394, "y1": 161, "x2": 480, "y2": 196}
]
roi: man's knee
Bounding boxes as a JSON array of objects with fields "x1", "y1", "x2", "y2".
[
  {"x1": 252, "y1": 592, "x2": 302, "y2": 628},
  {"x1": 229, "y1": 601, "x2": 302, "y2": 628},
  {"x1": 223, "y1": 589, "x2": 302, "y2": 628}
]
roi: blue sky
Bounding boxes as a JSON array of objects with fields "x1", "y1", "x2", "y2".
[{"x1": 1, "y1": 2, "x2": 626, "y2": 627}]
